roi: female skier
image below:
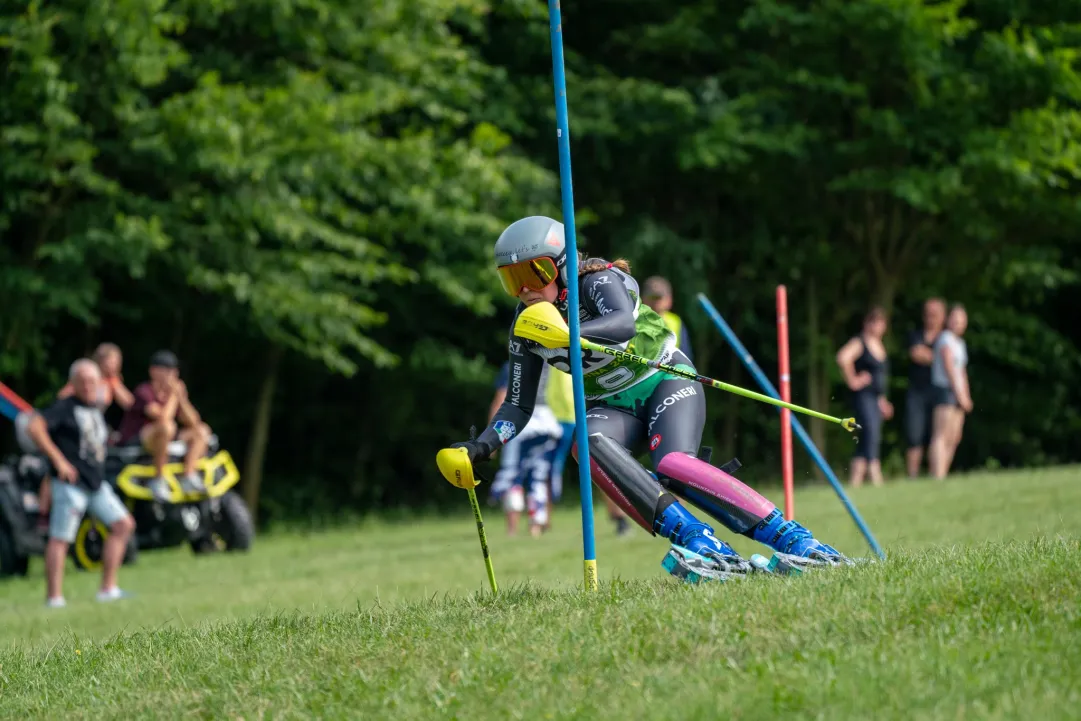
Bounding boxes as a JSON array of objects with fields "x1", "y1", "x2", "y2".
[{"x1": 448, "y1": 216, "x2": 849, "y2": 578}]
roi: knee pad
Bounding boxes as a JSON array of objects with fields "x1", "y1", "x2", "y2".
[
  {"x1": 503, "y1": 485, "x2": 525, "y2": 513},
  {"x1": 656, "y1": 452, "x2": 774, "y2": 535},
  {"x1": 575, "y1": 433, "x2": 677, "y2": 535}
]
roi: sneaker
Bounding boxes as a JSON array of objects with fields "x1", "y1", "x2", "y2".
[
  {"x1": 96, "y1": 587, "x2": 133, "y2": 603},
  {"x1": 179, "y1": 472, "x2": 205, "y2": 495},
  {"x1": 45, "y1": 596, "x2": 66, "y2": 608},
  {"x1": 149, "y1": 477, "x2": 172, "y2": 503}
]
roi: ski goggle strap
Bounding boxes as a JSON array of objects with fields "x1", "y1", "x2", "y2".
[{"x1": 496, "y1": 257, "x2": 559, "y2": 296}]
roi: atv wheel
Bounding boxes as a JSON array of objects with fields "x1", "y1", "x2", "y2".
[
  {"x1": 0, "y1": 523, "x2": 29, "y2": 578},
  {"x1": 216, "y1": 491, "x2": 254, "y2": 551},
  {"x1": 72, "y1": 519, "x2": 138, "y2": 571}
]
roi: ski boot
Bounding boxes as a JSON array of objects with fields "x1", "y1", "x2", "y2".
[
  {"x1": 754, "y1": 509, "x2": 854, "y2": 576},
  {"x1": 656, "y1": 500, "x2": 754, "y2": 582}
]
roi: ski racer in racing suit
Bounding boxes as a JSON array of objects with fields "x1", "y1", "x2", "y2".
[{"x1": 447, "y1": 216, "x2": 850, "y2": 579}]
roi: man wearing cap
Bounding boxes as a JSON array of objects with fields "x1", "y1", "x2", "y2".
[
  {"x1": 116, "y1": 351, "x2": 211, "y2": 502},
  {"x1": 642, "y1": 276, "x2": 693, "y2": 363}
]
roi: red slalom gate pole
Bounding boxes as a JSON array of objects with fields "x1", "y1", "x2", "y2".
[{"x1": 776, "y1": 286, "x2": 795, "y2": 520}]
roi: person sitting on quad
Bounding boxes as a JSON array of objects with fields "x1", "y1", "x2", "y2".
[
  {"x1": 25, "y1": 359, "x2": 136, "y2": 606},
  {"x1": 116, "y1": 350, "x2": 211, "y2": 502}
]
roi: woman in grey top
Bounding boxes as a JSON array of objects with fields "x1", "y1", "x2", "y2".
[{"x1": 929, "y1": 304, "x2": 972, "y2": 479}]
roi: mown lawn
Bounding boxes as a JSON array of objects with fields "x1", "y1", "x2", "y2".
[{"x1": 0, "y1": 466, "x2": 1078, "y2": 719}]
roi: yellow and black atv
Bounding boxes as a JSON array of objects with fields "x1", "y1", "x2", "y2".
[
  {"x1": 104, "y1": 435, "x2": 255, "y2": 563},
  {"x1": 0, "y1": 435, "x2": 253, "y2": 577}
]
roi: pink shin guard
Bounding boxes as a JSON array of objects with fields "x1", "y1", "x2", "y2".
[{"x1": 656, "y1": 453, "x2": 776, "y2": 535}]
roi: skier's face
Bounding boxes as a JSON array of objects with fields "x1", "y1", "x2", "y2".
[{"x1": 518, "y1": 283, "x2": 558, "y2": 306}]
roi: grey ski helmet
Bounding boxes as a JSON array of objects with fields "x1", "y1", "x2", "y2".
[{"x1": 493, "y1": 216, "x2": 569, "y2": 296}]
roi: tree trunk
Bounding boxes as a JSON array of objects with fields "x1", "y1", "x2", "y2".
[
  {"x1": 243, "y1": 344, "x2": 283, "y2": 521},
  {"x1": 871, "y1": 271, "x2": 899, "y2": 317}
]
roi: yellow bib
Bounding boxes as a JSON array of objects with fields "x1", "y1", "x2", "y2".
[
  {"x1": 546, "y1": 367, "x2": 576, "y2": 422},
  {"x1": 662, "y1": 311, "x2": 683, "y2": 341}
]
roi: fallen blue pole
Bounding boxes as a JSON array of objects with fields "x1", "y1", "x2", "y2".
[{"x1": 696, "y1": 293, "x2": 886, "y2": 559}]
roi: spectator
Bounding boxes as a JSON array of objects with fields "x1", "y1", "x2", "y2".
[
  {"x1": 929, "y1": 305, "x2": 972, "y2": 479},
  {"x1": 25, "y1": 359, "x2": 136, "y2": 607},
  {"x1": 487, "y1": 361, "x2": 563, "y2": 536},
  {"x1": 37, "y1": 343, "x2": 136, "y2": 530},
  {"x1": 545, "y1": 366, "x2": 576, "y2": 514},
  {"x1": 116, "y1": 351, "x2": 211, "y2": 502},
  {"x1": 835, "y1": 307, "x2": 894, "y2": 487},
  {"x1": 642, "y1": 276, "x2": 693, "y2": 362},
  {"x1": 58, "y1": 342, "x2": 135, "y2": 418},
  {"x1": 904, "y1": 299, "x2": 946, "y2": 477}
]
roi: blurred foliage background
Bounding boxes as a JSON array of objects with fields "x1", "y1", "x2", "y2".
[{"x1": 2, "y1": 0, "x2": 1079, "y2": 526}]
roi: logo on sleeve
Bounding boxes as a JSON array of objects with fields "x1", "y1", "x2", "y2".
[
  {"x1": 494, "y1": 421, "x2": 517, "y2": 444},
  {"x1": 509, "y1": 340, "x2": 522, "y2": 354},
  {"x1": 509, "y1": 363, "x2": 523, "y2": 404},
  {"x1": 590, "y1": 275, "x2": 612, "y2": 290}
]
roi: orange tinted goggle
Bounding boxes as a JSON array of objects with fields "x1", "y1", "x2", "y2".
[{"x1": 497, "y1": 257, "x2": 559, "y2": 296}]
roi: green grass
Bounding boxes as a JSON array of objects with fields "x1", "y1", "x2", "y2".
[{"x1": 1, "y1": 466, "x2": 1079, "y2": 719}]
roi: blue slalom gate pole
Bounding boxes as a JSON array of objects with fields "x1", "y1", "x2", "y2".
[
  {"x1": 548, "y1": 1, "x2": 598, "y2": 590},
  {"x1": 697, "y1": 294, "x2": 886, "y2": 559}
]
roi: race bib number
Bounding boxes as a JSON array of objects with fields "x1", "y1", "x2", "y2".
[
  {"x1": 596, "y1": 366, "x2": 635, "y2": 390},
  {"x1": 539, "y1": 347, "x2": 613, "y2": 374}
]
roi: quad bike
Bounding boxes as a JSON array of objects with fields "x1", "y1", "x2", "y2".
[
  {"x1": 106, "y1": 435, "x2": 255, "y2": 559},
  {"x1": 0, "y1": 435, "x2": 254, "y2": 578}
]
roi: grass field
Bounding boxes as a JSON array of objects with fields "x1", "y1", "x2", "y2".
[{"x1": 1, "y1": 466, "x2": 1079, "y2": 719}]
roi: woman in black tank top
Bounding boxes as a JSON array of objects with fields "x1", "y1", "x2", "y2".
[{"x1": 835, "y1": 307, "x2": 894, "y2": 487}]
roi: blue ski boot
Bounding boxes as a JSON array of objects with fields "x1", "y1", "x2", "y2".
[
  {"x1": 655, "y1": 500, "x2": 753, "y2": 582},
  {"x1": 752, "y1": 509, "x2": 853, "y2": 574}
]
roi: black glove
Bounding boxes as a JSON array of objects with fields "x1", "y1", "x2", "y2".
[{"x1": 448, "y1": 440, "x2": 487, "y2": 465}]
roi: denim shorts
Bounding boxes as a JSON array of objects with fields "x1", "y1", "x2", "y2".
[{"x1": 49, "y1": 481, "x2": 129, "y2": 543}]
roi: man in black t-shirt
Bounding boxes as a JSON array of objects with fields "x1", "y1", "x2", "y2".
[
  {"x1": 26, "y1": 359, "x2": 136, "y2": 608},
  {"x1": 904, "y1": 298, "x2": 946, "y2": 477}
]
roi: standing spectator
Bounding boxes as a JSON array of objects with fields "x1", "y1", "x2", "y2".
[
  {"x1": 487, "y1": 361, "x2": 563, "y2": 537},
  {"x1": 904, "y1": 298, "x2": 946, "y2": 477},
  {"x1": 642, "y1": 276, "x2": 693, "y2": 362},
  {"x1": 929, "y1": 305, "x2": 972, "y2": 479},
  {"x1": 545, "y1": 367, "x2": 576, "y2": 515},
  {"x1": 25, "y1": 359, "x2": 136, "y2": 607},
  {"x1": 38, "y1": 342, "x2": 136, "y2": 529},
  {"x1": 17, "y1": 343, "x2": 136, "y2": 532},
  {"x1": 835, "y1": 307, "x2": 894, "y2": 487}
]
